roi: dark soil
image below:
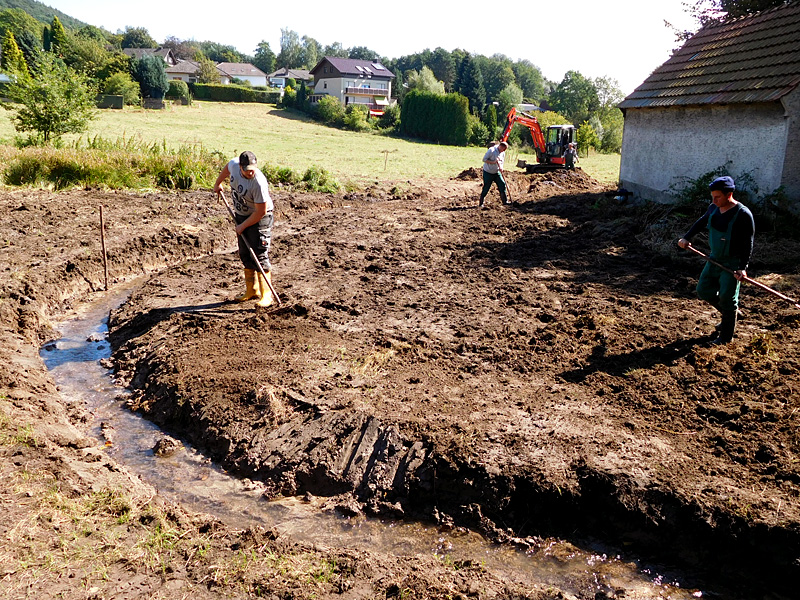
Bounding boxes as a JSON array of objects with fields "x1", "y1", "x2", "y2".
[{"x1": 1, "y1": 170, "x2": 799, "y2": 599}]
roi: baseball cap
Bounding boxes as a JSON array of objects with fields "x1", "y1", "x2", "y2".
[
  {"x1": 239, "y1": 151, "x2": 257, "y2": 172},
  {"x1": 709, "y1": 176, "x2": 735, "y2": 192}
]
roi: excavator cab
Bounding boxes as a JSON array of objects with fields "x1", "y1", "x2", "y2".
[{"x1": 545, "y1": 125, "x2": 576, "y2": 163}]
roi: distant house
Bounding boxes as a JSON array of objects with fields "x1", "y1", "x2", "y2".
[
  {"x1": 618, "y1": 2, "x2": 800, "y2": 209},
  {"x1": 122, "y1": 47, "x2": 178, "y2": 66},
  {"x1": 216, "y1": 63, "x2": 267, "y2": 86},
  {"x1": 267, "y1": 67, "x2": 312, "y2": 89},
  {"x1": 309, "y1": 56, "x2": 395, "y2": 115},
  {"x1": 165, "y1": 60, "x2": 201, "y2": 83}
]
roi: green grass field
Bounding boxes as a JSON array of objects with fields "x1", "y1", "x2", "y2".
[{"x1": 0, "y1": 102, "x2": 620, "y2": 185}]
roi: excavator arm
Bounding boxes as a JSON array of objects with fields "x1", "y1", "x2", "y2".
[{"x1": 500, "y1": 107, "x2": 548, "y2": 160}]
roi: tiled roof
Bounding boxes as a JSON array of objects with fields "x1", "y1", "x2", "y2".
[
  {"x1": 166, "y1": 60, "x2": 201, "y2": 75},
  {"x1": 310, "y1": 57, "x2": 395, "y2": 78},
  {"x1": 216, "y1": 63, "x2": 267, "y2": 77},
  {"x1": 619, "y1": 1, "x2": 800, "y2": 109},
  {"x1": 267, "y1": 68, "x2": 312, "y2": 80}
]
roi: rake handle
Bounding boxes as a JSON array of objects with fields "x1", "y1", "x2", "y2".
[{"x1": 684, "y1": 243, "x2": 800, "y2": 310}]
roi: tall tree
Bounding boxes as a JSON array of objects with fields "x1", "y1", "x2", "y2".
[
  {"x1": 162, "y1": 36, "x2": 199, "y2": 60},
  {"x1": 5, "y1": 52, "x2": 96, "y2": 143},
  {"x1": 121, "y1": 26, "x2": 156, "y2": 49},
  {"x1": 322, "y1": 41, "x2": 349, "y2": 58},
  {"x1": 459, "y1": 54, "x2": 486, "y2": 115},
  {"x1": 405, "y1": 66, "x2": 445, "y2": 94},
  {"x1": 198, "y1": 57, "x2": 221, "y2": 83},
  {"x1": 277, "y1": 28, "x2": 303, "y2": 68},
  {"x1": 496, "y1": 82, "x2": 523, "y2": 120},
  {"x1": 49, "y1": 16, "x2": 69, "y2": 55},
  {"x1": 512, "y1": 59, "x2": 546, "y2": 101},
  {"x1": 429, "y1": 47, "x2": 455, "y2": 91},
  {"x1": 1, "y1": 30, "x2": 29, "y2": 76},
  {"x1": 253, "y1": 40, "x2": 276, "y2": 74},
  {"x1": 302, "y1": 35, "x2": 321, "y2": 69},
  {"x1": 549, "y1": 70, "x2": 599, "y2": 125},
  {"x1": 132, "y1": 53, "x2": 169, "y2": 98},
  {"x1": 348, "y1": 46, "x2": 379, "y2": 60}
]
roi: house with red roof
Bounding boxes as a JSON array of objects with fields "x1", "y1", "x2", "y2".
[{"x1": 618, "y1": 1, "x2": 800, "y2": 209}]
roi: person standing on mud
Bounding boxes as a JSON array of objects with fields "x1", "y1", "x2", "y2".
[
  {"x1": 479, "y1": 141, "x2": 511, "y2": 208},
  {"x1": 565, "y1": 142, "x2": 578, "y2": 170},
  {"x1": 213, "y1": 151, "x2": 276, "y2": 307},
  {"x1": 678, "y1": 176, "x2": 755, "y2": 345}
]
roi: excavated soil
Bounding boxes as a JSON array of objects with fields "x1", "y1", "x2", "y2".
[{"x1": 2, "y1": 169, "x2": 799, "y2": 599}]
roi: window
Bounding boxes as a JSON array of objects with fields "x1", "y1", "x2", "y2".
[
  {"x1": 323, "y1": 82, "x2": 327, "y2": 89},
  {"x1": 324, "y1": 67, "x2": 328, "y2": 73}
]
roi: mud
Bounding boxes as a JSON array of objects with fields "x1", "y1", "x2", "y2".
[{"x1": 1, "y1": 170, "x2": 799, "y2": 599}]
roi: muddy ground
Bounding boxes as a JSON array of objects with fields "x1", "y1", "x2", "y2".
[{"x1": 1, "y1": 169, "x2": 799, "y2": 599}]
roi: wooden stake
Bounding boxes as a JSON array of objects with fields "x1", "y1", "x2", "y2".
[{"x1": 100, "y1": 205, "x2": 108, "y2": 291}]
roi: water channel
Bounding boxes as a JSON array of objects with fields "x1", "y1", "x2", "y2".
[{"x1": 41, "y1": 282, "x2": 709, "y2": 600}]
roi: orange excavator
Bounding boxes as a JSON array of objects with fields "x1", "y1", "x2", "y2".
[{"x1": 500, "y1": 107, "x2": 576, "y2": 172}]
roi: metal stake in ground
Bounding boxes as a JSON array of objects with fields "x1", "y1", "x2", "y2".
[
  {"x1": 684, "y1": 243, "x2": 800, "y2": 310},
  {"x1": 217, "y1": 191, "x2": 282, "y2": 307}
]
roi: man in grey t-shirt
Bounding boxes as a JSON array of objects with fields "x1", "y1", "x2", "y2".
[{"x1": 213, "y1": 151, "x2": 276, "y2": 307}]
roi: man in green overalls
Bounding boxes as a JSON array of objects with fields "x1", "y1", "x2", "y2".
[{"x1": 678, "y1": 176, "x2": 755, "y2": 345}]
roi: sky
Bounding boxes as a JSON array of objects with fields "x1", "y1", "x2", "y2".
[{"x1": 44, "y1": 0, "x2": 697, "y2": 95}]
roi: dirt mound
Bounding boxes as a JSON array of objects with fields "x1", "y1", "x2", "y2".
[{"x1": 455, "y1": 166, "x2": 481, "y2": 180}]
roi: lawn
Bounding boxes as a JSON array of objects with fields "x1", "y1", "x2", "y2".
[{"x1": 0, "y1": 102, "x2": 620, "y2": 185}]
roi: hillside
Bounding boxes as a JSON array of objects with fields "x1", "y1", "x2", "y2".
[{"x1": 0, "y1": 0, "x2": 85, "y2": 29}]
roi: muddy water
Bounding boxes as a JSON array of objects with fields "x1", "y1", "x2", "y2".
[{"x1": 42, "y1": 283, "x2": 706, "y2": 600}]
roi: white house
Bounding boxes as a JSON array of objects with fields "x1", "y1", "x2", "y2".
[
  {"x1": 216, "y1": 63, "x2": 267, "y2": 87},
  {"x1": 165, "y1": 60, "x2": 201, "y2": 83},
  {"x1": 309, "y1": 56, "x2": 395, "y2": 115},
  {"x1": 618, "y1": 2, "x2": 800, "y2": 210}
]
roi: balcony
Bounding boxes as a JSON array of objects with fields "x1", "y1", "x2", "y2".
[{"x1": 345, "y1": 86, "x2": 389, "y2": 96}]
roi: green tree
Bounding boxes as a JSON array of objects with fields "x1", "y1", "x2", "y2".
[
  {"x1": 480, "y1": 55, "x2": 515, "y2": 100},
  {"x1": 459, "y1": 55, "x2": 486, "y2": 115},
  {"x1": 0, "y1": 8, "x2": 43, "y2": 50},
  {"x1": 599, "y1": 108, "x2": 623, "y2": 153},
  {"x1": 301, "y1": 35, "x2": 321, "y2": 69},
  {"x1": 512, "y1": 59, "x2": 546, "y2": 102},
  {"x1": 162, "y1": 36, "x2": 199, "y2": 60},
  {"x1": 49, "y1": 16, "x2": 69, "y2": 55},
  {"x1": 132, "y1": 53, "x2": 169, "y2": 98},
  {"x1": 322, "y1": 41, "x2": 349, "y2": 58},
  {"x1": 429, "y1": 47, "x2": 455, "y2": 91},
  {"x1": 4, "y1": 52, "x2": 96, "y2": 143},
  {"x1": 348, "y1": 46, "x2": 379, "y2": 60},
  {"x1": 198, "y1": 57, "x2": 221, "y2": 83},
  {"x1": 483, "y1": 103, "x2": 498, "y2": 136},
  {"x1": 103, "y1": 72, "x2": 141, "y2": 105},
  {"x1": 496, "y1": 82, "x2": 523, "y2": 121},
  {"x1": 1, "y1": 30, "x2": 29, "y2": 76},
  {"x1": 576, "y1": 121, "x2": 600, "y2": 155},
  {"x1": 549, "y1": 70, "x2": 599, "y2": 125},
  {"x1": 277, "y1": 28, "x2": 303, "y2": 68},
  {"x1": 121, "y1": 26, "x2": 156, "y2": 49},
  {"x1": 254, "y1": 40, "x2": 276, "y2": 74},
  {"x1": 406, "y1": 66, "x2": 445, "y2": 94}
]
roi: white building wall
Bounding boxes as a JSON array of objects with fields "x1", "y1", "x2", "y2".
[
  {"x1": 620, "y1": 103, "x2": 788, "y2": 203},
  {"x1": 239, "y1": 75, "x2": 267, "y2": 86}
]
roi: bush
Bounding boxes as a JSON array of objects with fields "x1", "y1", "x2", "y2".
[
  {"x1": 189, "y1": 83, "x2": 280, "y2": 103},
  {"x1": 103, "y1": 72, "x2": 141, "y2": 106},
  {"x1": 400, "y1": 90, "x2": 471, "y2": 146},
  {"x1": 343, "y1": 104, "x2": 371, "y2": 132},
  {"x1": 280, "y1": 86, "x2": 296, "y2": 107},
  {"x1": 166, "y1": 80, "x2": 190, "y2": 102},
  {"x1": 377, "y1": 103, "x2": 401, "y2": 130},
  {"x1": 301, "y1": 165, "x2": 340, "y2": 193},
  {"x1": 316, "y1": 95, "x2": 345, "y2": 125},
  {"x1": 468, "y1": 117, "x2": 490, "y2": 147}
]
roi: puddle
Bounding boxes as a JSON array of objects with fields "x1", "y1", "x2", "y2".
[{"x1": 42, "y1": 282, "x2": 709, "y2": 599}]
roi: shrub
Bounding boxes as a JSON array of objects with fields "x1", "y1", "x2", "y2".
[
  {"x1": 189, "y1": 83, "x2": 279, "y2": 103},
  {"x1": 468, "y1": 117, "x2": 490, "y2": 147},
  {"x1": 343, "y1": 104, "x2": 371, "y2": 132},
  {"x1": 377, "y1": 103, "x2": 401, "y2": 130},
  {"x1": 166, "y1": 80, "x2": 190, "y2": 102},
  {"x1": 400, "y1": 90, "x2": 471, "y2": 146},
  {"x1": 103, "y1": 72, "x2": 141, "y2": 106},
  {"x1": 301, "y1": 165, "x2": 340, "y2": 193},
  {"x1": 316, "y1": 95, "x2": 345, "y2": 125}
]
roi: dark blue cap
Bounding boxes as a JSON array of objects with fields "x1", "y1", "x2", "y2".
[{"x1": 709, "y1": 176, "x2": 735, "y2": 192}]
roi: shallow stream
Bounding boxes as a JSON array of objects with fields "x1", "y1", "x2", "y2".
[{"x1": 42, "y1": 282, "x2": 708, "y2": 600}]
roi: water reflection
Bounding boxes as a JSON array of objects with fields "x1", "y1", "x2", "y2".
[{"x1": 42, "y1": 283, "x2": 704, "y2": 600}]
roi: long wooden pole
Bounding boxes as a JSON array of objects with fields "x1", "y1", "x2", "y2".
[
  {"x1": 685, "y1": 243, "x2": 800, "y2": 310},
  {"x1": 100, "y1": 205, "x2": 108, "y2": 291}
]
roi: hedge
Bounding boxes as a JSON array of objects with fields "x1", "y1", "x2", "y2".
[
  {"x1": 188, "y1": 83, "x2": 281, "y2": 104},
  {"x1": 400, "y1": 90, "x2": 471, "y2": 146}
]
